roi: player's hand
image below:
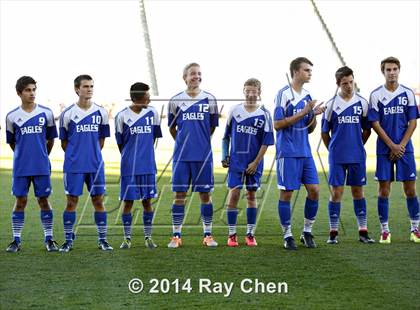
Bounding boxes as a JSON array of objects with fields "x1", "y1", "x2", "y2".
[
  {"x1": 246, "y1": 161, "x2": 258, "y2": 175},
  {"x1": 313, "y1": 101, "x2": 326, "y2": 115},
  {"x1": 303, "y1": 100, "x2": 317, "y2": 114},
  {"x1": 222, "y1": 156, "x2": 230, "y2": 168},
  {"x1": 389, "y1": 143, "x2": 405, "y2": 161}
]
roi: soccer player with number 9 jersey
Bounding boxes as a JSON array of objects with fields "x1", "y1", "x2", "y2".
[{"x1": 5, "y1": 76, "x2": 59, "y2": 252}]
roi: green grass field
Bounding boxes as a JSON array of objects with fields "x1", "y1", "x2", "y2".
[{"x1": 0, "y1": 167, "x2": 419, "y2": 310}]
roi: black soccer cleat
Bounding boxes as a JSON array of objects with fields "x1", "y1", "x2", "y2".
[
  {"x1": 45, "y1": 239, "x2": 59, "y2": 252},
  {"x1": 327, "y1": 230, "x2": 339, "y2": 244},
  {"x1": 6, "y1": 240, "x2": 21, "y2": 253},
  {"x1": 283, "y1": 236, "x2": 298, "y2": 250},
  {"x1": 59, "y1": 241, "x2": 73, "y2": 253},
  {"x1": 300, "y1": 232, "x2": 317, "y2": 248},
  {"x1": 359, "y1": 230, "x2": 375, "y2": 244},
  {"x1": 98, "y1": 240, "x2": 113, "y2": 251}
]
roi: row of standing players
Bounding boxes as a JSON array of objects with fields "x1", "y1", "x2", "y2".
[{"x1": 4, "y1": 56, "x2": 420, "y2": 253}]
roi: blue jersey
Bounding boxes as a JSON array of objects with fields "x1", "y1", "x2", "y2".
[
  {"x1": 274, "y1": 85, "x2": 313, "y2": 158},
  {"x1": 59, "y1": 103, "x2": 110, "y2": 173},
  {"x1": 224, "y1": 103, "x2": 274, "y2": 173},
  {"x1": 369, "y1": 84, "x2": 419, "y2": 155},
  {"x1": 322, "y1": 93, "x2": 370, "y2": 164},
  {"x1": 168, "y1": 90, "x2": 218, "y2": 162},
  {"x1": 115, "y1": 106, "x2": 162, "y2": 176},
  {"x1": 6, "y1": 104, "x2": 57, "y2": 177}
]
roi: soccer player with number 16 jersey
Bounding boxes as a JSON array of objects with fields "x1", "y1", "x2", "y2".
[{"x1": 369, "y1": 57, "x2": 420, "y2": 244}]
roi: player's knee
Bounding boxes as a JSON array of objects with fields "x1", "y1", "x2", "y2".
[
  {"x1": 122, "y1": 200, "x2": 134, "y2": 213},
  {"x1": 142, "y1": 199, "x2": 153, "y2": 212},
  {"x1": 351, "y1": 188, "x2": 364, "y2": 200},
  {"x1": 330, "y1": 191, "x2": 342, "y2": 202},
  {"x1": 37, "y1": 197, "x2": 51, "y2": 210},
  {"x1": 280, "y1": 190, "x2": 293, "y2": 201},
  {"x1": 378, "y1": 188, "x2": 390, "y2": 198},
  {"x1": 246, "y1": 191, "x2": 256, "y2": 202},
  {"x1": 91, "y1": 195, "x2": 105, "y2": 211},
  {"x1": 308, "y1": 187, "x2": 319, "y2": 200},
  {"x1": 174, "y1": 192, "x2": 187, "y2": 205},
  {"x1": 199, "y1": 192, "x2": 211, "y2": 204},
  {"x1": 404, "y1": 187, "x2": 417, "y2": 198},
  {"x1": 14, "y1": 197, "x2": 28, "y2": 211},
  {"x1": 66, "y1": 196, "x2": 79, "y2": 211}
]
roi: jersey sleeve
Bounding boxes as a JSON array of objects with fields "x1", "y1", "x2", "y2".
[
  {"x1": 167, "y1": 98, "x2": 177, "y2": 127},
  {"x1": 114, "y1": 111, "x2": 124, "y2": 146},
  {"x1": 152, "y1": 107, "x2": 163, "y2": 139},
  {"x1": 5, "y1": 114, "x2": 15, "y2": 144},
  {"x1": 321, "y1": 99, "x2": 334, "y2": 133},
  {"x1": 209, "y1": 95, "x2": 219, "y2": 128},
  {"x1": 360, "y1": 97, "x2": 371, "y2": 130},
  {"x1": 99, "y1": 107, "x2": 110, "y2": 138},
  {"x1": 262, "y1": 108, "x2": 275, "y2": 145},
  {"x1": 368, "y1": 92, "x2": 380, "y2": 122},
  {"x1": 223, "y1": 106, "x2": 234, "y2": 139},
  {"x1": 274, "y1": 91, "x2": 286, "y2": 121},
  {"x1": 46, "y1": 109, "x2": 58, "y2": 140},
  {"x1": 59, "y1": 109, "x2": 70, "y2": 141},
  {"x1": 406, "y1": 88, "x2": 420, "y2": 121}
]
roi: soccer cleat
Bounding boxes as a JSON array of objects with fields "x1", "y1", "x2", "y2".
[
  {"x1": 98, "y1": 240, "x2": 113, "y2": 251},
  {"x1": 410, "y1": 229, "x2": 420, "y2": 243},
  {"x1": 59, "y1": 241, "x2": 73, "y2": 253},
  {"x1": 45, "y1": 239, "x2": 59, "y2": 252},
  {"x1": 300, "y1": 232, "x2": 317, "y2": 248},
  {"x1": 6, "y1": 240, "x2": 21, "y2": 253},
  {"x1": 326, "y1": 230, "x2": 339, "y2": 244},
  {"x1": 359, "y1": 230, "x2": 375, "y2": 243},
  {"x1": 145, "y1": 237, "x2": 158, "y2": 249},
  {"x1": 120, "y1": 238, "x2": 132, "y2": 249},
  {"x1": 167, "y1": 236, "x2": 182, "y2": 248},
  {"x1": 283, "y1": 236, "x2": 298, "y2": 250},
  {"x1": 203, "y1": 235, "x2": 218, "y2": 247},
  {"x1": 227, "y1": 234, "x2": 239, "y2": 247},
  {"x1": 379, "y1": 231, "x2": 391, "y2": 244},
  {"x1": 245, "y1": 234, "x2": 257, "y2": 247}
]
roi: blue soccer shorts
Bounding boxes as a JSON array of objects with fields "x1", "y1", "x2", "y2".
[
  {"x1": 276, "y1": 157, "x2": 319, "y2": 190},
  {"x1": 375, "y1": 153, "x2": 417, "y2": 182},
  {"x1": 120, "y1": 174, "x2": 157, "y2": 201},
  {"x1": 12, "y1": 175, "x2": 52, "y2": 198},
  {"x1": 227, "y1": 170, "x2": 262, "y2": 191},
  {"x1": 329, "y1": 162, "x2": 366, "y2": 186},
  {"x1": 172, "y1": 161, "x2": 214, "y2": 193},
  {"x1": 64, "y1": 169, "x2": 106, "y2": 197}
]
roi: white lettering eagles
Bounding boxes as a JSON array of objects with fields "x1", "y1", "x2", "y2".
[
  {"x1": 337, "y1": 116, "x2": 360, "y2": 124},
  {"x1": 183, "y1": 112, "x2": 204, "y2": 120},
  {"x1": 384, "y1": 106, "x2": 404, "y2": 115},
  {"x1": 236, "y1": 125, "x2": 258, "y2": 135},
  {"x1": 76, "y1": 124, "x2": 99, "y2": 132},
  {"x1": 130, "y1": 126, "x2": 152, "y2": 134},
  {"x1": 20, "y1": 126, "x2": 42, "y2": 135}
]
